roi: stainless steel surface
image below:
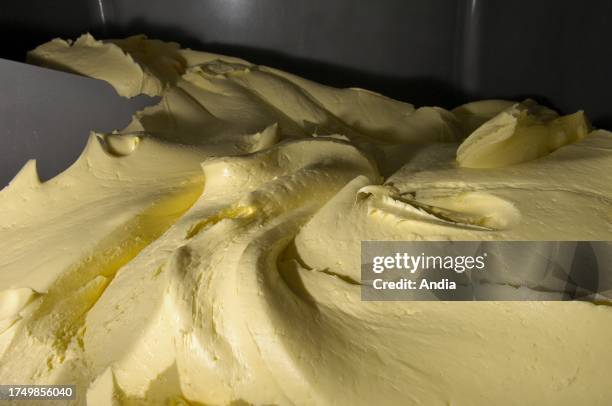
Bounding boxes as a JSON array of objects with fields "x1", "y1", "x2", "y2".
[
  {"x1": 2, "y1": 0, "x2": 611, "y2": 125},
  {"x1": 0, "y1": 58, "x2": 156, "y2": 187}
]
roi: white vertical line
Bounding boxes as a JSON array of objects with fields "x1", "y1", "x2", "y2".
[{"x1": 97, "y1": 0, "x2": 106, "y2": 26}]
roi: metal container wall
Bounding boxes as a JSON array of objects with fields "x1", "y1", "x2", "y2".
[{"x1": 1, "y1": 0, "x2": 611, "y2": 126}]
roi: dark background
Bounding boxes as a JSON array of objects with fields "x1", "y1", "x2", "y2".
[{"x1": 2, "y1": 0, "x2": 612, "y2": 127}]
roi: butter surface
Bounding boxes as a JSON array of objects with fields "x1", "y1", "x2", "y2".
[{"x1": 1, "y1": 34, "x2": 611, "y2": 406}]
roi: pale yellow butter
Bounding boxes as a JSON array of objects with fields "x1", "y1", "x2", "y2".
[{"x1": 0, "y1": 34, "x2": 610, "y2": 406}]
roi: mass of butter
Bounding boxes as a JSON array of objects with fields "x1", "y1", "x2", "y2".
[
  {"x1": 456, "y1": 99, "x2": 591, "y2": 168},
  {"x1": 0, "y1": 33, "x2": 610, "y2": 405}
]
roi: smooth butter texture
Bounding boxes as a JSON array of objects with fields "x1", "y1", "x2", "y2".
[{"x1": 0, "y1": 34, "x2": 610, "y2": 406}]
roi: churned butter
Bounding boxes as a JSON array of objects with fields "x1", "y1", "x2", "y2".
[{"x1": 0, "y1": 34, "x2": 610, "y2": 405}]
